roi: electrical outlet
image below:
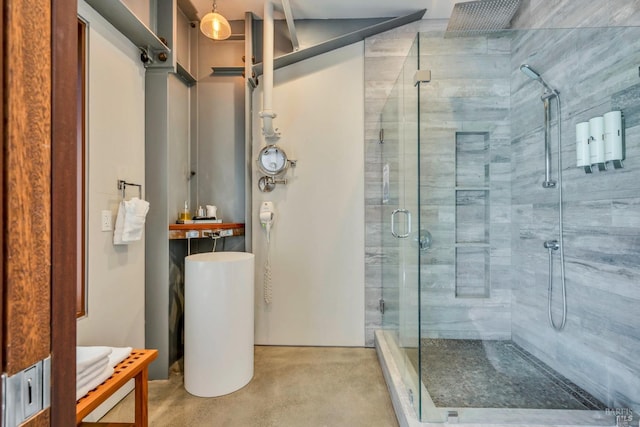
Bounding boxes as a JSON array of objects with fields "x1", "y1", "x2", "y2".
[{"x1": 101, "y1": 210, "x2": 112, "y2": 231}]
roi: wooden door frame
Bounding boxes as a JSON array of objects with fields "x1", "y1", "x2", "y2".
[
  {"x1": 51, "y1": 0, "x2": 79, "y2": 425},
  {"x1": 0, "y1": 0, "x2": 4, "y2": 404},
  {"x1": 2, "y1": 0, "x2": 77, "y2": 424}
]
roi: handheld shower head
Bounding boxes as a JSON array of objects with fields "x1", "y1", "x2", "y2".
[
  {"x1": 520, "y1": 64, "x2": 558, "y2": 97},
  {"x1": 520, "y1": 64, "x2": 541, "y2": 80}
]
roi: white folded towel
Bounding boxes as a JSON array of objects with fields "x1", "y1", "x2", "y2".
[
  {"x1": 76, "y1": 362, "x2": 110, "y2": 390},
  {"x1": 76, "y1": 357, "x2": 108, "y2": 384},
  {"x1": 76, "y1": 365, "x2": 114, "y2": 401},
  {"x1": 76, "y1": 346, "x2": 134, "y2": 401},
  {"x1": 108, "y1": 347, "x2": 132, "y2": 368},
  {"x1": 113, "y1": 197, "x2": 149, "y2": 245},
  {"x1": 77, "y1": 346, "x2": 112, "y2": 375}
]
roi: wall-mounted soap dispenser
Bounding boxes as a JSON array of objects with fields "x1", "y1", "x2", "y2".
[
  {"x1": 604, "y1": 110, "x2": 624, "y2": 169},
  {"x1": 576, "y1": 121, "x2": 591, "y2": 173},
  {"x1": 580, "y1": 111, "x2": 625, "y2": 174},
  {"x1": 588, "y1": 116, "x2": 606, "y2": 171}
]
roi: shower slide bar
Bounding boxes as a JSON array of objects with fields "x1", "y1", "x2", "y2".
[{"x1": 520, "y1": 64, "x2": 567, "y2": 331}]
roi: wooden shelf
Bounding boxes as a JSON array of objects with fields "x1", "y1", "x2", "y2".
[{"x1": 169, "y1": 223, "x2": 245, "y2": 240}]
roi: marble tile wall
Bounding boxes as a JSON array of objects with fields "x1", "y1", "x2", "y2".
[
  {"x1": 512, "y1": 0, "x2": 640, "y2": 29},
  {"x1": 509, "y1": 23, "x2": 640, "y2": 413},
  {"x1": 418, "y1": 30, "x2": 513, "y2": 340}
]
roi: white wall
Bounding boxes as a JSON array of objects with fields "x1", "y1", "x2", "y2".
[
  {"x1": 252, "y1": 42, "x2": 365, "y2": 346},
  {"x1": 76, "y1": 2, "x2": 146, "y2": 419},
  {"x1": 77, "y1": 1, "x2": 146, "y2": 351},
  {"x1": 121, "y1": 0, "x2": 151, "y2": 29}
]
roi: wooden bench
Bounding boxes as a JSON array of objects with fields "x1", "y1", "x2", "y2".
[{"x1": 76, "y1": 349, "x2": 158, "y2": 427}]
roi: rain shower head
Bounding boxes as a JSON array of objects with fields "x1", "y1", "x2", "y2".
[
  {"x1": 520, "y1": 64, "x2": 558, "y2": 96},
  {"x1": 445, "y1": 0, "x2": 522, "y2": 38}
]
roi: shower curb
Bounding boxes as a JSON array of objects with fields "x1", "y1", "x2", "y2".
[
  {"x1": 375, "y1": 330, "x2": 422, "y2": 427},
  {"x1": 374, "y1": 330, "x2": 616, "y2": 427}
]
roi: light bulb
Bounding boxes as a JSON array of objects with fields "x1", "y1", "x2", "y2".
[{"x1": 200, "y1": 11, "x2": 231, "y2": 40}]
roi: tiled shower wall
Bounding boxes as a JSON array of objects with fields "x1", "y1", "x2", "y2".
[
  {"x1": 509, "y1": 5, "x2": 640, "y2": 413},
  {"x1": 418, "y1": 31, "x2": 512, "y2": 340}
]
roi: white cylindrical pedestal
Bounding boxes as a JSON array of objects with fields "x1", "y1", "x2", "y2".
[{"x1": 184, "y1": 252, "x2": 255, "y2": 397}]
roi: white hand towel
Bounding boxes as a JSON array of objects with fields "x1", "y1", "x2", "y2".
[
  {"x1": 77, "y1": 346, "x2": 112, "y2": 375},
  {"x1": 108, "y1": 347, "x2": 133, "y2": 368},
  {"x1": 76, "y1": 365, "x2": 115, "y2": 401},
  {"x1": 113, "y1": 197, "x2": 150, "y2": 245},
  {"x1": 113, "y1": 202, "x2": 126, "y2": 245},
  {"x1": 121, "y1": 197, "x2": 150, "y2": 243},
  {"x1": 123, "y1": 197, "x2": 149, "y2": 241}
]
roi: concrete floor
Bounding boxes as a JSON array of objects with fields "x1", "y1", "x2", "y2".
[{"x1": 101, "y1": 346, "x2": 399, "y2": 427}]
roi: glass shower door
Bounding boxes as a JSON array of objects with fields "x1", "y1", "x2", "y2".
[{"x1": 380, "y1": 37, "x2": 421, "y2": 419}]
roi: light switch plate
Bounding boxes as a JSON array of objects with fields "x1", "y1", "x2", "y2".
[{"x1": 101, "y1": 210, "x2": 113, "y2": 231}]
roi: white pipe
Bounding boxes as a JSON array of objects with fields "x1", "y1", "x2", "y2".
[
  {"x1": 260, "y1": 1, "x2": 279, "y2": 140},
  {"x1": 264, "y1": 1, "x2": 273, "y2": 112}
]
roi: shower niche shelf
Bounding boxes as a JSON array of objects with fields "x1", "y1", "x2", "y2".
[{"x1": 454, "y1": 132, "x2": 490, "y2": 299}]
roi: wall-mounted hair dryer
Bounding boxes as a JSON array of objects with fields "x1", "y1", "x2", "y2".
[
  {"x1": 259, "y1": 201, "x2": 275, "y2": 304},
  {"x1": 259, "y1": 201, "x2": 275, "y2": 241}
]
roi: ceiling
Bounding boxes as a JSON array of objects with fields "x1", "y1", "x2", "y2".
[{"x1": 190, "y1": 0, "x2": 459, "y2": 21}]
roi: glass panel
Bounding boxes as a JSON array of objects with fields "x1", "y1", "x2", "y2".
[
  {"x1": 381, "y1": 35, "x2": 421, "y2": 420},
  {"x1": 417, "y1": 25, "x2": 640, "y2": 424}
]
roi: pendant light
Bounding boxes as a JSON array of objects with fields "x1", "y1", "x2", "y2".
[{"x1": 200, "y1": 0, "x2": 231, "y2": 40}]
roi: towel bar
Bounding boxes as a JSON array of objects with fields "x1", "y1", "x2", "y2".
[{"x1": 117, "y1": 180, "x2": 142, "y2": 199}]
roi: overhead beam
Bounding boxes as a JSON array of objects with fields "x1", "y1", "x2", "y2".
[
  {"x1": 253, "y1": 9, "x2": 426, "y2": 76},
  {"x1": 281, "y1": 0, "x2": 299, "y2": 52}
]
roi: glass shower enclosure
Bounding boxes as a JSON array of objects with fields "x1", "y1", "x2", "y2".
[
  {"x1": 379, "y1": 25, "x2": 640, "y2": 425},
  {"x1": 380, "y1": 36, "x2": 421, "y2": 419}
]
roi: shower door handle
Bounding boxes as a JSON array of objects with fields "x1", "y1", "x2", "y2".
[{"x1": 391, "y1": 209, "x2": 411, "y2": 239}]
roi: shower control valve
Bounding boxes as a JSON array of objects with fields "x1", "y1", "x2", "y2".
[{"x1": 543, "y1": 240, "x2": 560, "y2": 250}]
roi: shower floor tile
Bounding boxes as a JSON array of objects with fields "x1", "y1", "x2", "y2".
[{"x1": 418, "y1": 339, "x2": 606, "y2": 410}]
